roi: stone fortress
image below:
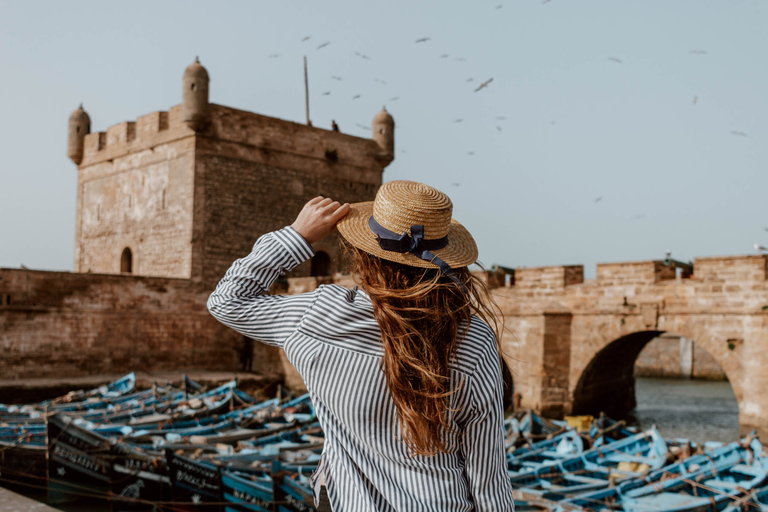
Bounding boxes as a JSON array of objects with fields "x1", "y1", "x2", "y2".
[
  {"x1": 2, "y1": 58, "x2": 394, "y2": 385},
  {"x1": 2, "y1": 58, "x2": 768, "y2": 438}
]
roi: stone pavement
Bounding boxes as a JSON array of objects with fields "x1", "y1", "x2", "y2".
[{"x1": 0, "y1": 487, "x2": 61, "y2": 511}]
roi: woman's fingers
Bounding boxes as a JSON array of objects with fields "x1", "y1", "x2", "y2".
[
  {"x1": 330, "y1": 203, "x2": 350, "y2": 223},
  {"x1": 307, "y1": 196, "x2": 325, "y2": 206}
]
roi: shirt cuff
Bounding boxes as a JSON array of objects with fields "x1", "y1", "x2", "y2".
[{"x1": 272, "y1": 226, "x2": 316, "y2": 266}]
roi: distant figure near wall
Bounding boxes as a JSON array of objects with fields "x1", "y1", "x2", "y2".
[{"x1": 240, "y1": 336, "x2": 254, "y2": 372}]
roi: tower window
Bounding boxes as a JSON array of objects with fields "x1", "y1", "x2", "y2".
[
  {"x1": 191, "y1": 83, "x2": 196, "y2": 91},
  {"x1": 121, "y1": 248, "x2": 133, "y2": 273},
  {"x1": 311, "y1": 251, "x2": 331, "y2": 277}
]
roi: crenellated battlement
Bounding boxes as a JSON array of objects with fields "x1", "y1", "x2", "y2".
[{"x1": 80, "y1": 105, "x2": 191, "y2": 167}]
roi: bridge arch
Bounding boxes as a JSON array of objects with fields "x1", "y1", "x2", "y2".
[{"x1": 571, "y1": 327, "x2": 744, "y2": 419}]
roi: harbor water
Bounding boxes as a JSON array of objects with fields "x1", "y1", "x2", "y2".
[{"x1": 624, "y1": 376, "x2": 739, "y2": 445}]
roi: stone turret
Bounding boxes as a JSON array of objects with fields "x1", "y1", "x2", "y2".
[
  {"x1": 181, "y1": 57, "x2": 210, "y2": 131},
  {"x1": 372, "y1": 106, "x2": 394, "y2": 159},
  {"x1": 67, "y1": 104, "x2": 91, "y2": 165}
]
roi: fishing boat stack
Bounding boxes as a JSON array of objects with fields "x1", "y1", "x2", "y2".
[{"x1": 2, "y1": 374, "x2": 768, "y2": 511}]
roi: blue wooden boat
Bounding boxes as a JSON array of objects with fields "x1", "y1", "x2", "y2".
[
  {"x1": 510, "y1": 428, "x2": 668, "y2": 496},
  {"x1": 556, "y1": 437, "x2": 764, "y2": 511}
]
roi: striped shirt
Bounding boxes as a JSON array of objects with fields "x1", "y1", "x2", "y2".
[{"x1": 207, "y1": 227, "x2": 515, "y2": 511}]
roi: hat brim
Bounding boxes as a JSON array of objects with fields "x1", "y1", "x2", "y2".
[{"x1": 336, "y1": 201, "x2": 478, "y2": 269}]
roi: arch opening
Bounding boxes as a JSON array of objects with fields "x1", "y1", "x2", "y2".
[
  {"x1": 572, "y1": 330, "x2": 739, "y2": 442},
  {"x1": 572, "y1": 331, "x2": 661, "y2": 417},
  {"x1": 311, "y1": 251, "x2": 330, "y2": 277},
  {"x1": 120, "y1": 247, "x2": 133, "y2": 274}
]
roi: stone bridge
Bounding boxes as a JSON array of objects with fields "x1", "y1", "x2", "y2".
[{"x1": 486, "y1": 254, "x2": 768, "y2": 438}]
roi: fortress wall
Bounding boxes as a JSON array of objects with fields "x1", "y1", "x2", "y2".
[
  {"x1": 0, "y1": 268, "x2": 284, "y2": 381},
  {"x1": 76, "y1": 105, "x2": 197, "y2": 279},
  {"x1": 195, "y1": 105, "x2": 384, "y2": 288}
]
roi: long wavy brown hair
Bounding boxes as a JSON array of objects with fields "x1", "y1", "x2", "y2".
[{"x1": 342, "y1": 242, "x2": 507, "y2": 456}]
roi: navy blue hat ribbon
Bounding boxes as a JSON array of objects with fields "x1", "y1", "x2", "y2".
[{"x1": 368, "y1": 216, "x2": 467, "y2": 293}]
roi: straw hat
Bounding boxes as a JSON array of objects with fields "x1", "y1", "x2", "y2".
[{"x1": 336, "y1": 180, "x2": 478, "y2": 269}]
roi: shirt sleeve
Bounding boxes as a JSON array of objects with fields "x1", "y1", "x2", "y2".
[
  {"x1": 207, "y1": 226, "x2": 318, "y2": 349},
  {"x1": 460, "y1": 342, "x2": 515, "y2": 511}
]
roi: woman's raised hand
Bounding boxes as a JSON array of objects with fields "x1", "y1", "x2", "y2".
[{"x1": 291, "y1": 196, "x2": 351, "y2": 245}]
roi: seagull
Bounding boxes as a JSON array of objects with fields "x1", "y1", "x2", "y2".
[
  {"x1": 454, "y1": 118, "x2": 463, "y2": 123},
  {"x1": 389, "y1": 96, "x2": 399, "y2": 101},
  {"x1": 764, "y1": 227, "x2": 768, "y2": 232},
  {"x1": 543, "y1": 0, "x2": 551, "y2": 3},
  {"x1": 301, "y1": 36, "x2": 311, "y2": 42},
  {"x1": 355, "y1": 123, "x2": 371, "y2": 131},
  {"x1": 689, "y1": 50, "x2": 708, "y2": 55},
  {"x1": 474, "y1": 78, "x2": 493, "y2": 92},
  {"x1": 496, "y1": 126, "x2": 502, "y2": 132},
  {"x1": 454, "y1": 57, "x2": 466, "y2": 62},
  {"x1": 693, "y1": 96, "x2": 697, "y2": 105},
  {"x1": 374, "y1": 78, "x2": 387, "y2": 85},
  {"x1": 451, "y1": 182, "x2": 461, "y2": 187},
  {"x1": 352, "y1": 94, "x2": 361, "y2": 99},
  {"x1": 322, "y1": 91, "x2": 331, "y2": 96},
  {"x1": 331, "y1": 75, "x2": 343, "y2": 81},
  {"x1": 355, "y1": 52, "x2": 370, "y2": 60},
  {"x1": 755, "y1": 243, "x2": 767, "y2": 254},
  {"x1": 731, "y1": 130, "x2": 747, "y2": 136},
  {"x1": 608, "y1": 56, "x2": 623, "y2": 64},
  {"x1": 467, "y1": 151, "x2": 475, "y2": 156},
  {"x1": 440, "y1": 54, "x2": 450, "y2": 58},
  {"x1": 317, "y1": 41, "x2": 331, "y2": 49},
  {"x1": 269, "y1": 54, "x2": 280, "y2": 58},
  {"x1": 496, "y1": 116, "x2": 506, "y2": 120},
  {"x1": 496, "y1": 4, "x2": 503, "y2": 8},
  {"x1": 415, "y1": 37, "x2": 430, "y2": 43},
  {"x1": 594, "y1": 196, "x2": 602, "y2": 203},
  {"x1": 466, "y1": 78, "x2": 474, "y2": 83}
]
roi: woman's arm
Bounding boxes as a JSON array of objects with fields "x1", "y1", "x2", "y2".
[
  {"x1": 460, "y1": 346, "x2": 516, "y2": 511},
  {"x1": 207, "y1": 197, "x2": 350, "y2": 348},
  {"x1": 206, "y1": 226, "x2": 317, "y2": 348}
]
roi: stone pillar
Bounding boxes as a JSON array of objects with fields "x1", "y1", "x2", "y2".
[{"x1": 679, "y1": 336, "x2": 693, "y2": 378}]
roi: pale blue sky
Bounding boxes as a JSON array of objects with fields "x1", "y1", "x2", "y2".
[{"x1": 0, "y1": 0, "x2": 765, "y2": 277}]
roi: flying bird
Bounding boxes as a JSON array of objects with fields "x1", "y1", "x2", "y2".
[
  {"x1": 355, "y1": 123, "x2": 371, "y2": 131},
  {"x1": 496, "y1": 116, "x2": 506, "y2": 120},
  {"x1": 755, "y1": 243, "x2": 767, "y2": 254},
  {"x1": 496, "y1": 126, "x2": 502, "y2": 132},
  {"x1": 764, "y1": 227, "x2": 768, "y2": 232},
  {"x1": 454, "y1": 118, "x2": 463, "y2": 123},
  {"x1": 317, "y1": 41, "x2": 331, "y2": 49},
  {"x1": 474, "y1": 78, "x2": 493, "y2": 92},
  {"x1": 607, "y1": 56, "x2": 623, "y2": 64},
  {"x1": 731, "y1": 131, "x2": 747, "y2": 137},
  {"x1": 440, "y1": 54, "x2": 450, "y2": 58},
  {"x1": 496, "y1": 4, "x2": 503, "y2": 8},
  {"x1": 466, "y1": 78, "x2": 474, "y2": 83},
  {"x1": 415, "y1": 37, "x2": 430, "y2": 43},
  {"x1": 352, "y1": 94, "x2": 361, "y2": 99},
  {"x1": 467, "y1": 152, "x2": 475, "y2": 156},
  {"x1": 389, "y1": 96, "x2": 399, "y2": 101},
  {"x1": 634, "y1": 214, "x2": 646, "y2": 220},
  {"x1": 269, "y1": 54, "x2": 280, "y2": 58},
  {"x1": 689, "y1": 50, "x2": 708, "y2": 55},
  {"x1": 322, "y1": 91, "x2": 331, "y2": 96},
  {"x1": 331, "y1": 75, "x2": 343, "y2": 81},
  {"x1": 454, "y1": 57, "x2": 466, "y2": 62},
  {"x1": 374, "y1": 78, "x2": 387, "y2": 85},
  {"x1": 355, "y1": 52, "x2": 370, "y2": 60},
  {"x1": 594, "y1": 196, "x2": 602, "y2": 203},
  {"x1": 301, "y1": 36, "x2": 311, "y2": 42},
  {"x1": 451, "y1": 182, "x2": 461, "y2": 187}
]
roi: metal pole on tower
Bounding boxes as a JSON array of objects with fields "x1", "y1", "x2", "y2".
[{"x1": 304, "y1": 56, "x2": 311, "y2": 125}]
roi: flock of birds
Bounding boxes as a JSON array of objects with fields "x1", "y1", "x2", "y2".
[{"x1": 262, "y1": 12, "x2": 755, "y2": 250}]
